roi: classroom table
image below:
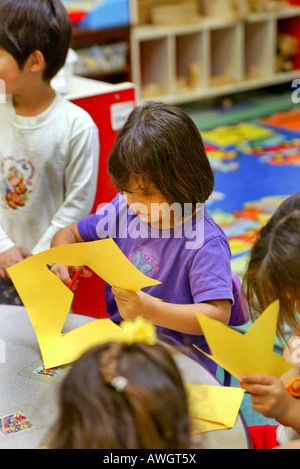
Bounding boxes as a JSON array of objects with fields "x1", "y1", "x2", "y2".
[{"x1": 0, "y1": 305, "x2": 252, "y2": 449}]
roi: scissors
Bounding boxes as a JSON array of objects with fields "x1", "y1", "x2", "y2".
[
  {"x1": 68, "y1": 265, "x2": 83, "y2": 290},
  {"x1": 285, "y1": 377, "x2": 300, "y2": 397}
]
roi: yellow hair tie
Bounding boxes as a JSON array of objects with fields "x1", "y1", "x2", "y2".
[{"x1": 117, "y1": 316, "x2": 157, "y2": 346}]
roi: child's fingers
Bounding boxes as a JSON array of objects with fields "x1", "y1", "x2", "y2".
[
  {"x1": 240, "y1": 382, "x2": 268, "y2": 396},
  {"x1": 80, "y1": 267, "x2": 93, "y2": 278},
  {"x1": 292, "y1": 380, "x2": 300, "y2": 394},
  {"x1": 0, "y1": 267, "x2": 8, "y2": 281},
  {"x1": 240, "y1": 374, "x2": 278, "y2": 391},
  {"x1": 240, "y1": 374, "x2": 275, "y2": 395},
  {"x1": 241, "y1": 374, "x2": 274, "y2": 384},
  {"x1": 51, "y1": 264, "x2": 72, "y2": 286}
]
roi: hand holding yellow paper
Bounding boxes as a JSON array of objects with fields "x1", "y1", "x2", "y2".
[
  {"x1": 185, "y1": 384, "x2": 244, "y2": 434},
  {"x1": 8, "y1": 239, "x2": 161, "y2": 369},
  {"x1": 194, "y1": 300, "x2": 293, "y2": 381}
]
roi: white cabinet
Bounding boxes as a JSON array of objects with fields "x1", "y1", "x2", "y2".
[{"x1": 130, "y1": 5, "x2": 300, "y2": 104}]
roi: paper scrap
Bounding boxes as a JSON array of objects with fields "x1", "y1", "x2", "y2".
[
  {"x1": 8, "y1": 239, "x2": 161, "y2": 368},
  {"x1": 186, "y1": 384, "x2": 244, "y2": 434},
  {"x1": 194, "y1": 300, "x2": 293, "y2": 381}
]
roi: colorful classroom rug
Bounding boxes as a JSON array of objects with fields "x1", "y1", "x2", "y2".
[
  {"x1": 204, "y1": 108, "x2": 300, "y2": 282},
  {"x1": 204, "y1": 109, "x2": 300, "y2": 285}
]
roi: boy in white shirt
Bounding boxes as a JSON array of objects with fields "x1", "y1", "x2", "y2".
[{"x1": 0, "y1": 0, "x2": 99, "y2": 303}]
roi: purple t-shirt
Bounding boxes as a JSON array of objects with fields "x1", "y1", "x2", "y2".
[{"x1": 78, "y1": 193, "x2": 235, "y2": 373}]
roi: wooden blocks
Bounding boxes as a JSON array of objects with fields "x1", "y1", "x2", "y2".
[
  {"x1": 150, "y1": 1, "x2": 200, "y2": 26},
  {"x1": 137, "y1": 0, "x2": 200, "y2": 25},
  {"x1": 130, "y1": 0, "x2": 300, "y2": 104}
]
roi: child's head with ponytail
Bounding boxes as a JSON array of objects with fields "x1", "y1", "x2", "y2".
[{"x1": 46, "y1": 317, "x2": 191, "y2": 449}]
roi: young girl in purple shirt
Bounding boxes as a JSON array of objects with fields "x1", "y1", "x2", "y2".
[{"x1": 51, "y1": 102, "x2": 247, "y2": 374}]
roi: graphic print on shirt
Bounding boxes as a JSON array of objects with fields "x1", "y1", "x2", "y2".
[
  {"x1": 129, "y1": 246, "x2": 160, "y2": 278},
  {"x1": 0, "y1": 156, "x2": 34, "y2": 210},
  {"x1": 131, "y1": 250, "x2": 153, "y2": 275}
]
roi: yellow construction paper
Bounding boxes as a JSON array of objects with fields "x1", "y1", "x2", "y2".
[
  {"x1": 186, "y1": 384, "x2": 244, "y2": 434},
  {"x1": 194, "y1": 300, "x2": 293, "y2": 381},
  {"x1": 8, "y1": 239, "x2": 161, "y2": 369}
]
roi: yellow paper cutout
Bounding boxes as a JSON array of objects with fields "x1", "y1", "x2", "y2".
[
  {"x1": 185, "y1": 384, "x2": 244, "y2": 434},
  {"x1": 8, "y1": 239, "x2": 161, "y2": 369},
  {"x1": 194, "y1": 300, "x2": 293, "y2": 381}
]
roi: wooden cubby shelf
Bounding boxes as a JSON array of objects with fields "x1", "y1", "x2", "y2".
[{"x1": 130, "y1": 5, "x2": 300, "y2": 104}]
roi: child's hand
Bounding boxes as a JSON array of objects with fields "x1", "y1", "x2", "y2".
[
  {"x1": 51, "y1": 264, "x2": 92, "y2": 290},
  {"x1": 0, "y1": 246, "x2": 25, "y2": 281},
  {"x1": 240, "y1": 374, "x2": 295, "y2": 421},
  {"x1": 111, "y1": 287, "x2": 152, "y2": 321},
  {"x1": 51, "y1": 264, "x2": 72, "y2": 287}
]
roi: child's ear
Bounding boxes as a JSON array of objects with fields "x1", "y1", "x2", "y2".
[{"x1": 26, "y1": 50, "x2": 46, "y2": 74}]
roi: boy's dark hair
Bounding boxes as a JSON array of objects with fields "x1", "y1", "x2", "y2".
[
  {"x1": 108, "y1": 101, "x2": 214, "y2": 210},
  {"x1": 0, "y1": 0, "x2": 72, "y2": 81}
]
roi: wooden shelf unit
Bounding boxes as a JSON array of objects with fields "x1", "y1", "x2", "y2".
[{"x1": 130, "y1": 6, "x2": 300, "y2": 104}]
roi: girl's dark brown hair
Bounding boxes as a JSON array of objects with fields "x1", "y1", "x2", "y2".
[
  {"x1": 107, "y1": 101, "x2": 214, "y2": 210},
  {"x1": 0, "y1": 0, "x2": 72, "y2": 81},
  {"x1": 47, "y1": 342, "x2": 190, "y2": 449},
  {"x1": 243, "y1": 192, "x2": 300, "y2": 340}
]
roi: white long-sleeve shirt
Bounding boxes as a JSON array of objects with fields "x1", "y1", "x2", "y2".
[{"x1": 0, "y1": 92, "x2": 99, "y2": 256}]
